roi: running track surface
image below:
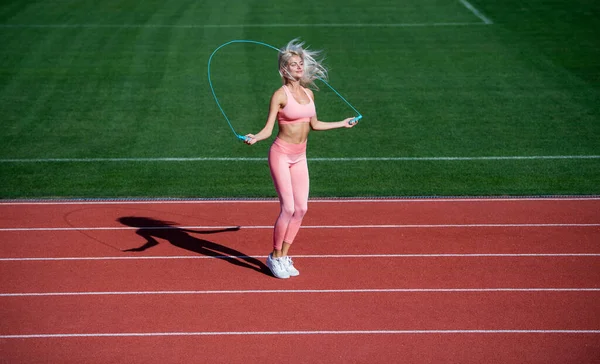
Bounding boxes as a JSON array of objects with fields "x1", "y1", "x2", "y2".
[{"x1": 1, "y1": 198, "x2": 599, "y2": 363}]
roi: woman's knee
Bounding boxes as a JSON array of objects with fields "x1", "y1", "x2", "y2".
[
  {"x1": 279, "y1": 203, "x2": 295, "y2": 220},
  {"x1": 294, "y1": 204, "x2": 308, "y2": 218}
]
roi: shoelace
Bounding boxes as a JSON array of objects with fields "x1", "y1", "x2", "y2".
[
  {"x1": 285, "y1": 256, "x2": 294, "y2": 267},
  {"x1": 275, "y1": 257, "x2": 288, "y2": 273}
]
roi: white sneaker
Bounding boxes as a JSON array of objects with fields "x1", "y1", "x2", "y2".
[
  {"x1": 282, "y1": 256, "x2": 300, "y2": 276},
  {"x1": 266, "y1": 254, "x2": 290, "y2": 279}
]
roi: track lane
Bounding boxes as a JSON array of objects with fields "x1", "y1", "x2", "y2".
[
  {"x1": 2, "y1": 291, "x2": 600, "y2": 335},
  {"x1": 0, "y1": 226, "x2": 599, "y2": 259},
  {"x1": 1, "y1": 256, "x2": 598, "y2": 293},
  {"x1": 1, "y1": 198, "x2": 599, "y2": 229},
  {"x1": 2, "y1": 333, "x2": 599, "y2": 364}
]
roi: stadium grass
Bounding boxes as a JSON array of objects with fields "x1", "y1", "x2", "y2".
[
  {"x1": 1, "y1": 158, "x2": 598, "y2": 199},
  {"x1": 1, "y1": 0, "x2": 599, "y2": 198}
]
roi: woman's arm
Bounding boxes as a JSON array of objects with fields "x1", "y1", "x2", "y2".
[
  {"x1": 244, "y1": 89, "x2": 284, "y2": 145},
  {"x1": 310, "y1": 116, "x2": 356, "y2": 130}
]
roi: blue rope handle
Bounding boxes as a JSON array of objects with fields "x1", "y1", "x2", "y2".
[{"x1": 207, "y1": 40, "x2": 362, "y2": 141}]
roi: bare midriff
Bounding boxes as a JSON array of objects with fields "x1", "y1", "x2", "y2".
[{"x1": 277, "y1": 122, "x2": 311, "y2": 144}]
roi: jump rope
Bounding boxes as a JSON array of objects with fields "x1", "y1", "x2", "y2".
[{"x1": 207, "y1": 40, "x2": 362, "y2": 142}]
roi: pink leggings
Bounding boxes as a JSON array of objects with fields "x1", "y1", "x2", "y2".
[{"x1": 268, "y1": 137, "x2": 310, "y2": 250}]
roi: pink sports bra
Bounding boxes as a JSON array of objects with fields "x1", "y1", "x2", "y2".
[{"x1": 278, "y1": 85, "x2": 316, "y2": 124}]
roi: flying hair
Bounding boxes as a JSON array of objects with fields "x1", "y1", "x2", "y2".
[{"x1": 278, "y1": 38, "x2": 328, "y2": 89}]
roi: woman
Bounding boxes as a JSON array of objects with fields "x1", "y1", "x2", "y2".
[{"x1": 244, "y1": 39, "x2": 357, "y2": 279}]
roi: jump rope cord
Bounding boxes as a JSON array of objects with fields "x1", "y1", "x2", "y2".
[{"x1": 207, "y1": 39, "x2": 362, "y2": 141}]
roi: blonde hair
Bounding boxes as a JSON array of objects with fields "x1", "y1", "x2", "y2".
[{"x1": 278, "y1": 38, "x2": 328, "y2": 89}]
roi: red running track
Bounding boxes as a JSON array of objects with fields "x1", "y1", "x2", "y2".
[{"x1": 1, "y1": 198, "x2": 599, "y2": 363}]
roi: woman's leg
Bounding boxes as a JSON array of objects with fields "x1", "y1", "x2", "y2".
[
  {"x1": 277, "y1": 159, "x2": 308, "y2": 277},
  {"x1": 281, "y1": 157, "x2": 309, "y2": 252},
  {"x1": 269, "y1": 145, "x2": 295, "y2": 257}
]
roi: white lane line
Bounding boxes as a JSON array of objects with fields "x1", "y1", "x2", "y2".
[
  {"x1": 2, "y1": 288, "x2": 599, "y2": 297},
  {"x1": 458, "y1": 0, "x2": 493, "y2": 24},
  {"x1": 2, "y1": 155, "x2": 598, "y2": 163},
  {"x1": 1, "y1": 253, "x2": 599, "y2": 262},
  {"x1": 2, "y1": 330, "x2": 598, "y2": 339},
  {"x1": 0, "y1": 22, "x2": 488, "y2": 29},
  {"x1": 1, "y1": 223, "x2": 599, "y2": 232},
  {"x1": 1, "y1": 197, "x2": 599, "y2": 205}
]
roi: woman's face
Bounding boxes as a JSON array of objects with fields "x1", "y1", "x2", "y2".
[{"x1": 285, "y1": 55, "x2": 304, "y2": 79}]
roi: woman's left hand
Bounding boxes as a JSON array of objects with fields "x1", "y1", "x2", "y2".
[
  {"x1": 343, "y1": 117, "x2": 358, "y2": 128},
  {"x1": 243, "y1": 134, "x2": 258, "y2": 145}
]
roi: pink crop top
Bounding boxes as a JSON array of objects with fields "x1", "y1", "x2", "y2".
[{"x1": 277, "y1": 85, "x2": 316, "y2": 124}]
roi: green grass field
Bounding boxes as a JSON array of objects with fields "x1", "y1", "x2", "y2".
[{"x1": 1, "y1": 0, "x2": 599, "y2": 198}]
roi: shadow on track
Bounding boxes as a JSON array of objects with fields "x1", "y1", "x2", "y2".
[{"x1": 118, "y1": 216, "x2": 269, "y2": 275}]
